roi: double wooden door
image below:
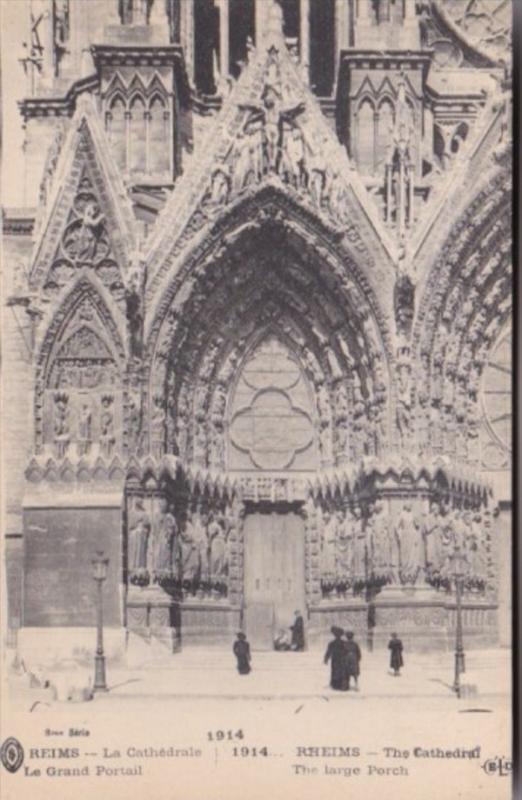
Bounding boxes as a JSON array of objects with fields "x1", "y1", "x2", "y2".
[{"x1": 243, "y1": 510, "x2": 305, "y2": 650}]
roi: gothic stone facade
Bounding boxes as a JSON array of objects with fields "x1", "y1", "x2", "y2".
[{"x1": 3, "y1": 0, "x2": 512, "y2": 659}]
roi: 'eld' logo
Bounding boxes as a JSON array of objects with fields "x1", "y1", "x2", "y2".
[
  {"x1": 482, "y1": 756, "x2": 512, "y2": 777},
  {"x1": 0, "y1": 737, "x2": 24, "y2": 773}
]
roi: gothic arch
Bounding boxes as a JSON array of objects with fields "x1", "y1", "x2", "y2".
[
  {"x1": 145, "y1": 185, "x2": 395, "y2": 348},
  {"x1": 145, "y1": 194, "x2": 393, "y2": 471},
  {"x1": 411, "y1": 167, "x2": 511, "y2": 463},
  {"x1": 34, "y1": 277, "x2": 127, "y2": 454}
]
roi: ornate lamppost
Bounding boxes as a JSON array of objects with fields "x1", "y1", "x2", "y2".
[
  {"x1": 449, "y1": 545, "x2": 468, "y2": 698},
  {"x1": 92, "y1": 550, "x2": 110, "y2": 692},
  {"x1": 364, "y1": 542, "x2": 376, "y2": 652}
]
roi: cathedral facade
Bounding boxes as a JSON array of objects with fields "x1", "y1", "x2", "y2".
[{"x1": 2, "y1": 0, "x2": 512, "y2": 660}]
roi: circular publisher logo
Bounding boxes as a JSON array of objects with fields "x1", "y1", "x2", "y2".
[{"x1": 0, "y1": 738, "x2": 24, "y2": 773}]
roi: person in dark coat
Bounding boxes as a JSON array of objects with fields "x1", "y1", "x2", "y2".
[
  {"x1": 388, "y1": 632, "x2": 404, "y2": 676},
  {"x1": 290, "y1": 610, "x2": 305, "y2": 651},
  {"x1": 344, "y1": 631, "x2": 361, "y2": 690},
  {"x1": 233, "y1": 632, "x2": 251, "y2": 675},
  {"x1": 324, "y1": 626, "x2": 348, "y2": 691}
]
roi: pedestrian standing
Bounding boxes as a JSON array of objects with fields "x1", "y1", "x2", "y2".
[
  {"x1": 344, "y1": 631, "x2": 361, "y2": 690},
  {"x1": 233, "y1": 632, "x2": 251, "y2": 675},
  {"x1": 324, "y1": 626, "x2": 348, "y2": 691},
  {"x1": 388, "y1": 632, "x2": 404, "y2": 676},
  {"x1": 290, "y1": 610, "x2": 305, "y2": 651}
]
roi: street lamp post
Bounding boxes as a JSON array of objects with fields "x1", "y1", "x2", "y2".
[
  {"x1": 92, "y1": 550, "x2": 110, "y2": 693},
  {"x1": 364, "y1": 543, "x2": 375, "y2": 653},
  {"x1": 449, "y1": 545, "x2": 468, "y2": 698}
]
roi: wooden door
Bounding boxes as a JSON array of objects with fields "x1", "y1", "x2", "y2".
[{"x1": 244, "y1": 511, "x2": 305, "y2": 650}]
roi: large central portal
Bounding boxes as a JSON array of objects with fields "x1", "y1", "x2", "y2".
[{"x1": 243, "y1": 509, "x2": 305, "y2": 650}]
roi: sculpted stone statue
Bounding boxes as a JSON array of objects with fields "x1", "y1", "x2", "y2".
[
  {"x1": 128, "y1": 498, "x2": 151, "y2": 574},
  {"x1": 349, "y1": 506, "x2": 366, "y2": 582},
  {"x1": 63, "y1": 201, "x2": 107, "y2": 264},
  {"x1": 370, "y1": 501, "x2": 399, "y2": 584},
  {"x1": 239, "y1": 84, "x2": 305, "y2": 176},
  {"x1": 177, "y1": 513, "x2": 198, "y2": 581},
  {"x1": 78, "y1": 403, "x2": 92, "y2": 441},
  {"x1": 280, "y1": 125, "x2": 306, "y2": 188},
  {"x1": 77, "y1": 402, "x2": 92, "y2": 455},
  {"x1": 207, "y1": 514, "x2": 228, "y2": 579},
  {"x1": 396, "y1": 503, "x2": 424, "y2": 585},
  {"x1": 152, "y1": 497, "x2": 177, "y2": 578},
  {"x1": 334, "y1": 510, "x2": 353, "y2": 578},
  {"x1": 320, "y1": 511, "x2": 338, "y2": 579},
  {"x1": 422, "y1": 502, "x2": 446, "y2": 576},
  {"x1": 466, "y1": 512, "x2": 488, "y2": 584},
  {"x1": 53, "y1": 393, "x2": 70, "y2": 456},
  {"x1": 99, "y1": 395, "x2": 116, "y2": 456}
]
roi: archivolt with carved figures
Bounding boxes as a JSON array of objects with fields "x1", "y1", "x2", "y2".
[
  {"x1": 412, "y1": 165, "x2": 511, "y2": 467},
  {"x1": 144, "y1": 196, "x2": 393, "y2": 471}
]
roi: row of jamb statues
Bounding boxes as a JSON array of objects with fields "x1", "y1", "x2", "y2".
[
  {"x1": 317, "y1": 500, "x2": 494, "y2": 597},
  {"x1": 127, "y1": 495, "x2": 233, "y2": 597}
]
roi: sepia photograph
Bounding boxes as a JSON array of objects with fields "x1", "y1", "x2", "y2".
[{"x1": 0, "y1": 1, "x2": 514, "y2": 798}]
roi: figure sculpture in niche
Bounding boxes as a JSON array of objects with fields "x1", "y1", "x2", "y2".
[
  {"x1": 63, "y1": 201, "x2": 106, "y2": 264},
  {"x1": 335, "y1": 509, "x2": 353, "y2": 580},
  {"x1": 53, "y1": 392, "x2": 70, "y2": 456},
  {"x1": 320, "y1": 511, "x2": 338, "y2": 581},
  {"x1": 350, "y1": 506, "x2": 366, "y2": 583},
  {"x1": 99, "y1": 394, "x2": 116, "y2": 456},
  {"x1": 128, "y1": 498, "x2": 151, "y2": 576},
  {"x1": 466, "y1": 512, "x2": 489, "y2": 587},
  {"x1": 369, "y1": 501, "x2": 399, "y2": 584},
  {"x1": 422, "y1": 502, "x2": 446, "y2": 578},
  {"x1": 77, "y1": 402, "x2": 92, "y2": 455},
  {"x1": 207, "y1": 162, "x2": 231, "y2": 207},
  {"x1": 177, "y1": 512, "x2": 199, "y2": 583},
  {"x1": 396, "y1": 502, "x2": 424, "y2": 585},
  {"x1": 280, "y1": 125, "x2": 306, "y2": 189},
  {"x1": 396, "y1": 360, "x2": 412, "y2": 446},
  {"x1": 207, "y1": 513, "x2": 228, "y2": 580},
  {"x1": 152, "y1": 497, "x2": 177, "y2": 579},
  {"x1": 150, "y1": 395, "x2": 166, "y2": 457}
]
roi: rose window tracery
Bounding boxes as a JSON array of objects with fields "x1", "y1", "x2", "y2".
[
  {"x1": 227, "y1": 337, "x2": 317, "y2": 471},
  {"x1": 480, "y1": 325, "x2": 511, "y2": 467}
]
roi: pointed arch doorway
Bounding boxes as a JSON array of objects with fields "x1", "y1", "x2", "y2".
[{"x1": 227, "y1": 336, "x2": 316, "y2": 649}]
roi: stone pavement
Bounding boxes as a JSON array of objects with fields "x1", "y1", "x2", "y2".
[
  {"x1": 7, "y1": 646, "x2": 511, "y2": 709},
  {"x1": 103, "y1": 647, "x2": 511, "y2": 701}
]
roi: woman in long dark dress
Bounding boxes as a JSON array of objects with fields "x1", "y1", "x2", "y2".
[
  {"x1": 233, "y1": 632, "x2": 251, "y2": 675},
  {"x1": 388, "y1": 632, "x2": 404, "y2": 676},
  {"x1": 324, "y1": 626, "x2": 348, "y2": 691}
]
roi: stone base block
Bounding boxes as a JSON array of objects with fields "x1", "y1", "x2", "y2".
[
  {"x1": 16, "y1": 627, "x2": 127, "y2": 669},
  {"x1": 126, "y1": 599, "x2": 241, "y2": 649}
]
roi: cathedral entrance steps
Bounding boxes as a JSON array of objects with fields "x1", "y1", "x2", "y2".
[{"x1": 103, "y1": 648, "x2": 511, "y2": 701}]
